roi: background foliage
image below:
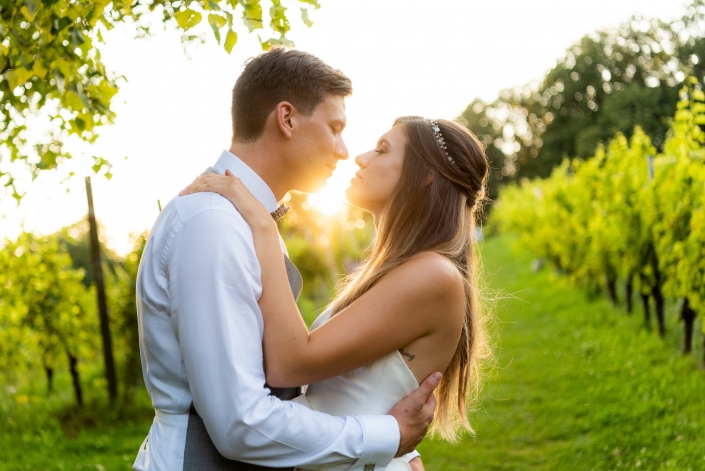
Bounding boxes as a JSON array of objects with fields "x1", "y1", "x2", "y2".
[
  {"x1": 0, "y1": 0, "x2": 319, "y2": 200},
  {"x1": 461, "y1": 0, "x2": 705, "y2": 198},
  {"x1": 491, "y1": 78, "x2": 705, "y2": 361}
]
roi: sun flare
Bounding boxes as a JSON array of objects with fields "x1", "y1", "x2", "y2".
[{"x1": 306, "y1": 163, "x2": 356, "y2": 215}]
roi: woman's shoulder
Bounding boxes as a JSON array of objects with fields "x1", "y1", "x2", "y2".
[{"x1": 392, "y1": 252, "x2": 464, "y2": 304}]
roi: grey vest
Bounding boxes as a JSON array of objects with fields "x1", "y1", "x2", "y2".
[{"x1": 183, "y1": 167, "x2": 303, "y2": 470}]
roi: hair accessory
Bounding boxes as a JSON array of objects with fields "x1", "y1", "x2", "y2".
[{"x1": 429, "y1": 119, "x2": 454, "y2": 164}]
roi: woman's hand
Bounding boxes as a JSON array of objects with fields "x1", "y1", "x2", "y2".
[{"x1": 179, "y1": 169, "x2": 276, "y2": 234}]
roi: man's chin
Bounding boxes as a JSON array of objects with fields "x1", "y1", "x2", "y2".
[{"x1": 296, "y1": 179, "x2": 329, "y2": 194}]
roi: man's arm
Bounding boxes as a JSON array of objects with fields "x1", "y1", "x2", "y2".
[{"x1": 167, "y1": 206, "x2": 399, "y2": 468}]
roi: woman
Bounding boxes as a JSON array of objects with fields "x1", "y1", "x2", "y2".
[{"x1": 180, "y1": 117, "x2": 493, "y2": 470}]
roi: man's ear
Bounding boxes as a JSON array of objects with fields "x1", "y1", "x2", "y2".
[{"x1": 275, "y1": 101, "x2": 295, "y2": 139}]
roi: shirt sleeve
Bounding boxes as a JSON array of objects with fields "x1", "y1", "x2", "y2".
[{"x1": 167, "y1": 207, "x2": 400, "y2": 469}]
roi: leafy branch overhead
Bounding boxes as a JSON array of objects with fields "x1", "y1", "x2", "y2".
[{"x1": 0, "y1": 0, "x2": 320, "y2": 200}]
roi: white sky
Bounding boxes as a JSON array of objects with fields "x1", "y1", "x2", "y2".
[{"x1": 2, "y1": 0, "x2": 689, "y2": 254}]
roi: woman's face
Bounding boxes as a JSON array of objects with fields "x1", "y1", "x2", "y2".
[{"x1": 345, "y1": 124, "x2": 407, "y2": 217}]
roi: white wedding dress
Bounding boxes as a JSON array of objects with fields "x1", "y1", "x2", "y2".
[{"x1": 292, "y1": 307, "x2": 420, "y2": 471}]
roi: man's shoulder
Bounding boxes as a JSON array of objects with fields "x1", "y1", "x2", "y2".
[
  {"x1": 169, "y1": 192, "x2": 242, "y2": 223},
  {"x1": 149, "y1": 193, "x2": 251, "y2": 250}
]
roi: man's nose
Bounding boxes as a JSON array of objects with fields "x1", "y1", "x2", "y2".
[{"x1": 335, "y1": 137, "x2": 349, "y2": 161}]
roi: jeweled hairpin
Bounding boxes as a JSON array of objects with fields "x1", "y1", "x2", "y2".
[{"x1": 429, "y1": 119, "x2": 454, "y2": 164}]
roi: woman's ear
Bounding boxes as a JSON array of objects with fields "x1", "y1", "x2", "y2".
[{"x1": 424, "y1": 171, "x2": 435, "y2": 187}]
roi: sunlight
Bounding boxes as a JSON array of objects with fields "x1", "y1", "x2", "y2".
[
  {"x1": 307, "y1": 184, "x2": 347, "y2": 215},
  {"x1": 306, "y1": 161, "x2": 356, "y2": 215}
]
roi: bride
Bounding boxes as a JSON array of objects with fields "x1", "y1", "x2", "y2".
[{"x1": 180, "y1": 116, "x2": 493, "y2": 470}]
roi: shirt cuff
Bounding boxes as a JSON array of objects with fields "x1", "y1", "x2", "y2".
[
  {"x1": 354, "y1": 415, "x2": 399, "y2": 470},
  {"x1": 404, "y1": 450, "x2": 420, "y2": 462}
]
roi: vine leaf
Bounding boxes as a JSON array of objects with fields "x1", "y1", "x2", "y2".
[{"x1": 174, "y1": 9, "x2": 203, "y2": 31}]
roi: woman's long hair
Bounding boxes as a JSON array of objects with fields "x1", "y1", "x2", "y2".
[{"x1": 330, "y1": 116, "x2": 494, "y2": 442}]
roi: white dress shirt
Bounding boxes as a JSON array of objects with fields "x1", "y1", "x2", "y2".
[{"x1": 133, "y1": 150, "x2": 400, "y2": 471}]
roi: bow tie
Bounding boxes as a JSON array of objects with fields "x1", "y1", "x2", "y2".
[{"x1": 270, "y1": 204, "x2": 290, "y2": 222}]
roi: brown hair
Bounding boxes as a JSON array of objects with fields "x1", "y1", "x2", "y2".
[
  {"x1": 331, "y1": 117, "x2": 494, "y2": 441},
  {"x1": 231, "y1": 48, "x2": 352, "y2": 142}
]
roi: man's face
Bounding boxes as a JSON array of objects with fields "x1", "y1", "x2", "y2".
[{"x1": 287, "y1": 94, "x2": 348, "y2": 193}]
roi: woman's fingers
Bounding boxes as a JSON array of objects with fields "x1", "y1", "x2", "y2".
[{"x1": 179, "y1": 173, "x2": 241, "y2": 196}]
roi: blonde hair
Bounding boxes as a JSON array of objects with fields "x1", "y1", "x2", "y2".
[{"x1": 331, "y1": 117, "x2": 495, "y2": 441}]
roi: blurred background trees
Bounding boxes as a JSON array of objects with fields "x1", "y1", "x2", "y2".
[
  {"x1": 491, "y1": 78, "x2": 705, "y2": 362},
  {"x1": 461, "y1": 0, "x2": 705, "y2": 199}
]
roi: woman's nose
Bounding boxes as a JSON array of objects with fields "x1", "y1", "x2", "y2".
[{"x1": 355, "y1": 152, "x2": 370, "y2": 168}]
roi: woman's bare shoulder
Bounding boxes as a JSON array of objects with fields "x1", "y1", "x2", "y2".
[{"x1": 387, "y1": 252, "x2": 465, "y2": 309}]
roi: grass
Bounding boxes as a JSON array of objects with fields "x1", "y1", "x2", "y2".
[
  {"x1": 418, "y1": 236, "x2": 705, "y2": 470},
  {"x1": 0, "y1": 375, "x2": 154, "y2": 471},
  {"x1": 2, "y1": 235, "x2": 704, "y2": 470}
]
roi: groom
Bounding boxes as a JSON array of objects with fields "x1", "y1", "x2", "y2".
[{"x1": 133, "y1": 48, "x2": 439, "y2": 470}]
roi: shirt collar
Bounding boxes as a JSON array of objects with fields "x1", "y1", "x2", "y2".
[{"x1": 211, "y1": 150, "x2": 279, "y2": 213}]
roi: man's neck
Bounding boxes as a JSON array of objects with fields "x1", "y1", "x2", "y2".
[{"x1": 229, "y1": 141, "x2": 289, "y2": 202}]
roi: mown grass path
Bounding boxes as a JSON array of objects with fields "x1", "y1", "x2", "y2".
[{"x1": 418, "y1": 236, "x2": 705, "y2": 470}]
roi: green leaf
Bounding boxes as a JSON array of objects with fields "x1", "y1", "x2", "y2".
[
  {"x1": 692, "y1": 89, "x2": 705, "y2": 102},
  {"x1": 208, "y1": 13, "x2": 227, "y2": 43},
  {"x1": 7, "y1": 67, "x2": 34, "y2": 90},
  {"x1": 299, "y1": 0, "x2": 321, "y2": 8},
  {"x1": 20, "y1": 4, "x2": 38, "y2": 22},
  {"x1": 87, "y1": 0, "x2": 111, "y2": 26},
  {"x1": 70, "y1": 28, "x2": 86, "y2": 48},
  {"x1": 66, "y1": 91, "x2": 85, "y2": 112},
  {"x1": 301, "y1": 8, "x2": 313, "y2": 27},
  {"x1": 174, "y1": 9, "x2": 203, "y2": 31},
  {"x1": 224, "y1": 30, "x2": 238, "y2": 54},
  {"x1": 32, "y1": 61, "x2": 48, "y2": 80},
  {"x1": 242, "y1": 2, "x2": 264, "y2": 32}
]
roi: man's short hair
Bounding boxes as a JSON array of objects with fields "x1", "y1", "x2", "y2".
[{"x1": 231, "y1": 48, "x2": 353, "y2": 142}]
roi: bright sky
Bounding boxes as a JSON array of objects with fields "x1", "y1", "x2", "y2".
[{"x1": 2, "y1": 0, "x2": 689, "y2": 254}]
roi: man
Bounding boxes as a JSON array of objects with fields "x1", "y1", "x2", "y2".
[{"x1": 133, "y1": 48, "x2": 438, "y2": 471}]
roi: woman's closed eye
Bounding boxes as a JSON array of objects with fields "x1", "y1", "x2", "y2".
[{"x1": 375, "y1": 147, "x2": 385, "y2": 154}]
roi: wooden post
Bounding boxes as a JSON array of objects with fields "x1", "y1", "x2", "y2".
[{"x1": 85, "y1": 176, "x2": 117, "y2": 405}]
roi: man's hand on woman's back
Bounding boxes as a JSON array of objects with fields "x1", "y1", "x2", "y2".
[{"x1": 389, "y1": 372, "x2": 441, "y2": 457}]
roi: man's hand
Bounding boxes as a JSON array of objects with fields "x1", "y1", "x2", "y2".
[
  {"x1": 409, "y1": 457, "x2": 425, "y2": 471},
  {"x1": 389, "y1": 372, "x2": 441, "y2": 457}
]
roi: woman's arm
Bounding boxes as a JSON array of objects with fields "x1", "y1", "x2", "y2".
[{"x1": 180, "y1": 172, "x2": 465, "y2": 388}]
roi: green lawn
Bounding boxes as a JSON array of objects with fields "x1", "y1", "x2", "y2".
[
  {"x1": 2, "y1": 235, "x2": 704, "y2": 470},
  {"x1": 418, "y1": 236, "x2": 705, "y2": 470}
]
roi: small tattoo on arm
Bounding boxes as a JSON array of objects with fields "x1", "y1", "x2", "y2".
[{"x1": 399, "y1": 349, "x2": 416, "y2": 361}]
